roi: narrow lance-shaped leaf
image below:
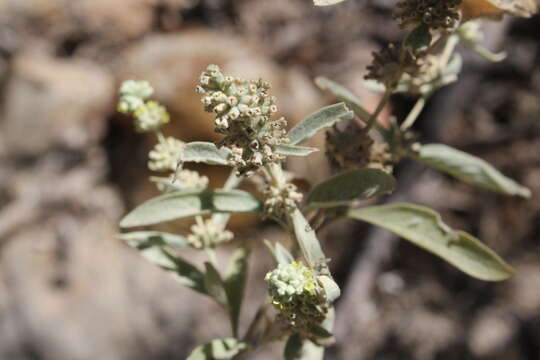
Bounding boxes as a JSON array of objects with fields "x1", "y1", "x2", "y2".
[
  {"x1": 204, "y1": 262, "x2": 228, "y2": 306},
  {"x1": 347, "y1": 203, "x2": 515, "y2": 281},
  {"x1": 305, "y1": 168, "x2": 396, "y2": 209},
  {"x1": 224, "y1": 247, "x2": 249, "y2": 337},
  {"x1": 287, "y1": 103, "x2": 353, "y2": 145},
  {"x1": 289, "y1": 209, "x2": 327, "y2": 270},
  {"x1": 181, "y1": 141, "x2": 231, "y2": 165},
  {"x1": 120, "y1": 189, "x2": 262, "y2": 228},
  {"x1": 313, "y1": 0, "x2": 348, "y2": 6},
  {"x1": 187, "y1": 338, "x2": 247, "y2": 360},
  {"x1": 315, "y1": 77, "x2": 371, "y2": 122},
  {"x1": 412, "y1": 143, "x2": 531, "y2": 198},
  {"x1": 119, "y1": 231, "x2": 190, "y2": 248},
  {"x1": 275, "y1": 144, "x2": 319, "y2": 157},
  {"x1": 264, "y1": 240, "x2": 294, "y2": 265}
]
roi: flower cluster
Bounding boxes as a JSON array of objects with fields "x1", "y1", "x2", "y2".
[
  {"x1": 394, "y1": 0, "x2": 462, "y2": 31},
  {"x1": 263, "y1": 182, "x2": 303, "y2": 219},
  {"x1": 365, "y1": 43, "x2": 421, "y2": 88},
  {"x1": 117, "y1": 80, "x2": 170, "y2": 133},
  {"x1": 400, "y1": 54, "x2": 459, "y2": 95},
  {"x1": 196, "y1": 65, "x2": 289, "y2": 175},
  {"x1": 148, "y1": 136, "x2": 185, "y2": 172},
  {"x1": 265, "y1": 262, "x2": 328, "y2": 340},
  {"x1": 187, "y1": 217, "x2": 234, "y2": 249},
  {"x1": 326, "y1": 122, "x2": 394, "y2": 172},
  {"x1": 151, "y1": 169, "x2": 209, "y2": 193}
]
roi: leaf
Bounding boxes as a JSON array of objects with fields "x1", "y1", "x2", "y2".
[
  {"x1": 119, "y1": 231, "x2": 190, "y2": 248},
  {"x1": 123, "y1": 236, "x2": 206, "y2": 293},
  {"x1": 347, "y1": 203, "x2": 515, "y2": 281},
  {"x1": 204, "y1": 262, "x2": 228, "y2": 306},
  {"x1": 413, "y1": 143, "x2": 531, "y2": 198},
  {"x1": 275, "y1": 144, "x2": 319, "y2": 157},
  {"x1": 120, "y1": 189, "x2": 262, "y2": 228},
  {"x1": 224, "y1": 247, "x2": 249, "y2": 337},
  {"x1": 315, "y1": 77, "x2": 371, "y2": 122},
  {"x1": 284, "y1": 334, "x2": 324, "y2": 360},
  {"x1": 305, "y1": 168, "x2": 396, "y2": 209},
  {"x1": 287, "y1": 103, "x2": 354, "y2": 145},
  {"x1": 317, "y1": 275, "x2": 341, "y2": 302},
  {"x1": 182, "y1": 142, "x2": 231, "y2": 165},
  {"x1": 290, "y1": 209, "x2": 326, "y2": 269},
  {"x1": 313, "y1": 0, "x2": 348, "y2": 6},
  {"x1": 264, "y1": 240, "x2": 295, "y2": 265},
  {"x1": 187, "y1": 338, "x2": 247, "y2": 360}
]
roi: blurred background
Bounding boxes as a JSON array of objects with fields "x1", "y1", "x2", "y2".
[{"x1": 0, "y1": 0, "x2": 539, "y2": 359}]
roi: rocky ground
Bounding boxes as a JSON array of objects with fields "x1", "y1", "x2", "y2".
[{"x1": 0, "y1": 0, "x2": 539, "y2": 359}]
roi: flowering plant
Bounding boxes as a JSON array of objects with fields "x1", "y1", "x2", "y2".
[{"x1": 117, "y1": 1, "x2": 535, "y2": 358}]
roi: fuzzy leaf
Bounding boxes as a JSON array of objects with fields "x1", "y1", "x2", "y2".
[
  {"x1": 305, "y1": 168, "x2": 396, "y2": 209},
  {"x1": 224, "y1": 247, "x2": 249, "y2": 337},
  {"x1": 120, "y1": 189, "x2": 262, "y2": 228},
  {"x1": 313, "y1": 0, "x2": 348, "y2": 6},
  {"x1": 182, "y1": 142, "x2": 231, "y2": 165},
  {"x1": 290, "y1": 209, "x2": 326, "y2": 269},
  {"x1": 275, "y1": 144, "x2": 319, "y2": 157},
  {"x1": 264, "y1": 240, "x2": 295, "y2": 265},
  {"x1": 204, "y1": 262, "x2": 228, "y2": 306},
  {"x1": 119, "y1": 231, "x2": 190, "y2": 248},
  {"x1": 318, "y1": 275, "x2": 341, "y2": 302},
  {"x1": 124, "y1": 236, "x2": 206, "y2": 293},
  {"x1": 187, "y1": 338, "x2": 247, "y2": 360},
  {"x1": 413, "y1": 144, "x2": 531, "y2": 198},
  {"x1": 315, "y1": 77, "x2": 371, "y2": 122},
  {"x1": 348, "y1": 203, "x2": 515, "y2": 281},
  {"x1": 288, "y1": 103, "x2": 354, "y2": 145}
]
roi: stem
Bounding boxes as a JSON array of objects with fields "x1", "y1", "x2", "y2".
[
  {"x1": 211, "y1": 169, "x2": 244, "y2": 227},
  {"x1": 400, "y1": 95, "x2": 427, "y2": 131},
  {"x1": 365, "y1": 89, "x2": 391, "y2": 132}
]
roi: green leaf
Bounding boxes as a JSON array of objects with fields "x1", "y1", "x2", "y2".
[
  {"x1": 313, "y1": 0, "x2": 348, "y2": 6},
  {"x1": 204, "y1": 262, "x2": 228, "y2": 306},
  {"x1": 315, "y1": 77, "x2": 371, "y2": 122},
  {"x1": 123, "y1": 235, "x2": 206, "y2": 293},
  {"x1": 120, "y1": 189, "x2": 262, "y2": 228},
  {"x1": 287, "y1": 103, "x2": 354, "y2": 145},
  {"x1": 413, "y1": 144, "x2": 531, "y2": 198},
  {"x1": 284, "y1": 334, "x2": 324, "y2": 360},
  {"x1": 305, "y1": 168, "x2": 396, "y2": 209},
  {"x1": 119, "y1": 231, "x2": 190, "y2": 248},
  {"x1": 224, "y1": 247, "x2": 249, "y2": 337},
  {"x1": 264, "y1": 240, "x2": 295, "y2": 265},
  {"x1": 187, "y1": 338, "x2": 247, "y2": 360},
  {"x1": 290, "y1": 209, "x2": 326, "y2": 269},
  {"x1": 182, "y1": 142, "x2": 231, "y2": 165},
  {"x1": 347, "y1": 203, "x2": 515, "y2": 281},
  {"x1": 275, "y1": 144, "x2": 319, "y2": 157},
  {"x1": 405, "y1": 24, "x2": 432, "y2": 51}
]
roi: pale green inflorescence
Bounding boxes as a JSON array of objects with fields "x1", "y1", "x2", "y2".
[
  {"x1": 263, "y1": 183, "x2": 303, "y2": 219},
  {"x1": 117, "y1": 80, "x2": 154, "y2": 113},
  {"x1": 265, "y1": 262, "x2": 328, "y2": 340},
  {"x1": 148, "y1": 136, "x2": 185, "y2": 172},
  {"x1": 187, "y1": 217, "x2": 234, "y2": 249},
  {"x1": 133, "y1": 101, "x2": 170, "y2": 133},
  {"x1": 196, "y1": 64, "x2": 289, "y2": 175}
]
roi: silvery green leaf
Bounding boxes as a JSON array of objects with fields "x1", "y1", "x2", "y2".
[
  {"x1": 313, "y1": 0, "x2": 348, "y2": 6},
  {"x1": 204, "y1": 262, "x2": 228, "y2": 306},
  {"x1": 288, "y1": 103, "x2": 354, "y2": 145},
  {"x1": 182, "y1": 142, "x2": 231, "y2": 165},
  {"x1": 187, "y1": 338, "x2": 247, "y2": 360},
  {"x1": 119, "y1": 231, "x2": 190, "y2": 248},
  {"x1": 284, "y1": 334, "x2": 324, "y2": 360},
  {"x1": 264, "y1": 240, "x2": 294, "y2": 265},
  {"x1": 315, "y1": 77, "x2": 371, "y2": 122},
  {"x1": 120, "y1": 189, "x2": 262, "y2": 228},
  {"x1": 305, "y1": 168, "x2": 396, "y2": 209},
  {"x1": 275, "y1": 144, "x2": 319, "y2": 157},
  {"x1": 413, "y1": 143, "x2": 531, "y2": 198},
  {"x1": 317, "y1": 275, "x2": 340, "y2": 302},
  {"x1": 224, "y1": 247, "x2": 249, "y2": 337},
  {"x1": 347, "y1": 203, "x2": 515, "y2": 281},
  {"x1": 290, "y1": 209, "x2": 326, "y2": 269}
]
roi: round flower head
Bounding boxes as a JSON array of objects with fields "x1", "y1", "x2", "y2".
[
  {"x1": 187, "y1": 217, "x2": 234, "y2": 249},
  {"x1": 117, "y1": 80, "x2": 154, "y2": 114},
  {"x1": 133, "y1": 101, "x2": 170, "y2": 133},
  {"x1": 197, "y1": 64, "x2": 289, "y2": 175},
  {"x1": 148, "y1": 137, "x2": 185, "y2": 172}
]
